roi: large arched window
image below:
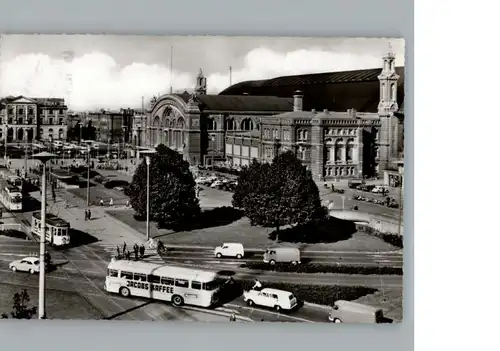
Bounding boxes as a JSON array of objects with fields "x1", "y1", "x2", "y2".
[
  {"x1": 225, "y1": 118, "x2": 235, "y2": 130},
  {"x1": 346, "y1": 138, "x2": 355, "y2": 163},
  {"x1": 177, "y1": 117, "x2": 185, "y2": 129},
  {"x1": 335, "y1": 138, "x2": 344, "y2": 162},
  {"x1": 240, "y1": 118, "x2": 253, "y2": 131},
  {"x1": 207, "y1": 118, "x2": 217, "y2": 131}
]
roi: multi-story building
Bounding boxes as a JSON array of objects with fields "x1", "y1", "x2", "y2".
[
  {"x1": 86, "y1": 108, "x2": 134, "y2": 144},
  {"x1": 0, "y1": 96, "x2": 68, "y2": 142},
  {"x1": 142, "y1": 49, "x2": 405, "y2": 182}
]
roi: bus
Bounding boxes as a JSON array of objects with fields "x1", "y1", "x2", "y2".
[
  {"x1": 31, "y1": 212, "x2": 70, "y2": 247},
  {"x1": 105, "y1": 260, "x2": 221, "y2": 308},
  {"x1": 0, "y1": 183, "x2": 22, "y2": 211}
]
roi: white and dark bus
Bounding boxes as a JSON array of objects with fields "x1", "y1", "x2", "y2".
[{"x1": 105, "y1": 260, "x2": 221, "y2": 308}]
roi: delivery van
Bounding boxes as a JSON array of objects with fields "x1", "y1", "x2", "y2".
[
  {"x1": 214, "y1": 243, "x2": 245, "y2": 259},
  {"x1": 328, "y1": 300, "x2": 385, "y2": 324},
  {"x1": 263, "y1": 247, "x2": 301, "y2": 265}
]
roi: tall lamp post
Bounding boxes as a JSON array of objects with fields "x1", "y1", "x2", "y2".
[
  {"x1": 32, "y1": 151, "x2": 58, "y2": 319},
  {"x1": 85, "y1": 143, "x2": 92, "y2": 207},
  {"x1": 141, "y1": 150, "x2": 156, "y2": 241}
]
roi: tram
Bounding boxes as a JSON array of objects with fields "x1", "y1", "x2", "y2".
[{"x1": 31, "y1": 212, "x2": 71, "y2": 247}]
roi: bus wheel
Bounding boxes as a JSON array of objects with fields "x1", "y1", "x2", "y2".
[
  {"x1": 274, "y1": 305, "x2": 281, "y2": 312},
  {"x1": 236, "y1": 254, "x2": 242, "y2": 259},
  {"x1": 333, "y1": 318, "x2": 342, "y2": 323},
  {"x1": 29, "y1": 269, "x2": 35, "y2": 274},
  {"x1": 172, "y1": 295, "x2": 184, "y2": 307},
  {"x1": 269, "y1": 260, "x2": 276, "y2": 265},
  {"x1": 120, "y1": 287, "x2": 130, "y2": 297}
]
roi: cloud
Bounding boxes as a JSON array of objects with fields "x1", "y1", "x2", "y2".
[{"x1": 0, "y1": 47, "x2": 404, "y2": 111}]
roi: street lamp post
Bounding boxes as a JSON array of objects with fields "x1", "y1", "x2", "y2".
[
  {"x1": 86, "y1": 144, "x2": 91, "y2": 207},
  {"x1": 32, "y1": 151, "x2": 58, "y2": 320}
]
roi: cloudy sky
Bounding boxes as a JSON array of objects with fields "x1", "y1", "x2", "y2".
[{"x1": 0, "y1": 35, "x2": 404, "y2": 111}]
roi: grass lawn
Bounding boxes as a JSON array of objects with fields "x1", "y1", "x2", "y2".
[
  {"x1": 0, "y1": 283, "x2": 102, "y2": 320},
  {"x1": 106, "y1": 208, "x2": 399, "y2": 252},
  {"x1": 353, "y1": 287, "x2": 403, "y2": 323},
  {"x1": 68, "y1": 187, "x2": 128, "y2": 206}
]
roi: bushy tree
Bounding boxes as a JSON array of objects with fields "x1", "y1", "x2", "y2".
[
  {"x1": 233, "y1": 151, "x2": 326, "y2": 238},
  {"x1": 128, "y1": 144, "x2": 200, "y2": 228},
  {"x1": 1, "y1": 289, "x2": 37, "y2": 319}
]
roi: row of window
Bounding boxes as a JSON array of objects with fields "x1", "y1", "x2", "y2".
[
  {"x1": 324, "y1": 128, "x2": 357, "y2": 136},
  {"x1": 0, "y1": 118, "x2": 65, "y2": 125},
  {"x1": 107, "y1": 269, "x2": 216, "y2": 291},
  {"x1": 324, "y1": 167, "x2": 358, "y2": 177},
  {"x1": 1, "y1": 108, "x2": 65, "y2": 115}
]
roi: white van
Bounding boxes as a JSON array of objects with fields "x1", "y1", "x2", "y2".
[
  {"x1": 328, "y1": 300, "x2": 385, "y2": 323},
  {"x1": 243, "y1": 288, "x2": 298, "y2": 312},
  {"x1": 214, "y1": 243, "x2": 245, "y2": 259},
  {"x1": 263, "y1": 247, "x2": 301, "y2": 265}
]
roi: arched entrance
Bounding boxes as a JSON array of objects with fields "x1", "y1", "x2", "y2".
[
  {"x1": 7, "y1": 128, "x2": 14, "y2": 143},
  {"x1": 27, "y1": 128, "x2": 34, "y2": 142}
]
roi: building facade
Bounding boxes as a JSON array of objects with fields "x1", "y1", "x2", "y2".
[
  {"x1": 142, "y1": 50, "x2": 404, "y2": 180},
  {"x1": 86, "y1": 108, "x2": 134, "y2": 144},
  {"x1": 0, "y1": 96, "x2": 68, "y2": 142}
]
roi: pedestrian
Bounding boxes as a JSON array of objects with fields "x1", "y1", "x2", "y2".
[
  {"x1": 229, "y1": 312, "x2": 236, "y2": 322},
  {"x1": 88, "y1": 208, "x2": 92, "y2": 220},
  {"x1": 126, "y1": 200, "x2": 130, "y2": 207},
  {"x1": 109, "y1": 198, "x2": 114, "y2": 206},
  {"x1": 84, "y1": 209, "x2": 88, "y2": 221},
  {"x1": 123, "y1": 241, "x2": 127, "y2": 253},
  {"x1": 100, "y1": 198, "x2": 104, "y2": 206},
  {"x1": 139, "y1": 244, "x2": 145, "y2": 259},
  {"x1": 133, "y1": 243, "x2": 139, "y2": 261},
  {"x1": 126, "y1": 250, "x2": 131, "y2": 261},
  {"x1": 116, "y1": 245, "x2": 121, "y2": 259}
]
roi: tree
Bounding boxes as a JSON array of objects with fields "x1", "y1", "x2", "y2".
[
  {"x1": 128, "y1": 144, "x2": 200, "y2": 228},
  {"x1": 1, "y1": 289, "x2": 37, "y2": 319},
  {"x1": 233, "y1": 151, "x2": 326, "y2": 239}
]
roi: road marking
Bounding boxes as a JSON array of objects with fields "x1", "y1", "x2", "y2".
[{"x1": 224, "y1": 303, "x2": 314, "y2": 323}]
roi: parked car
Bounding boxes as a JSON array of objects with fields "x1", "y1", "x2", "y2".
[
  {"x1": 214, "y1": 243, "x2": 245, "y2": 259},
  {"x1": 328, "y1": 300, "x2": 385, "y2": 324},
  {"x1": 263, "y1": 247, "x2": 301, "y2": 265},
  {"x1": 243, "y1": 288, "x2": 298, "y2": 312},
  {"x1": 372, "y1": 185, "x2": 388, "y2": 194},
  {"x1": 9, "y1": 256, "x2": 42, "y2": 274}
]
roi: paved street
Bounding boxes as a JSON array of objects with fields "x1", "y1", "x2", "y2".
[{"x1": 0, "y1": 159, "x2": 403, "y2": 322}]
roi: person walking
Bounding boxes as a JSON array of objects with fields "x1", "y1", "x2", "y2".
[
  {"x1": 229, "y1": 312, "x2": 236, "y2": 322},
  {"x1": 139, "y1": 244, "x2": 145, "y2": 259},
  {"x1": 122, "y1": 241, "x2": 127, "y2": 253},
  {"x1": 116, "y1": 245, "x2": 121, "y2": 259},
  {"x1": 109, "y1": 198, "x2": 114, "y2": 206},
  {"x1": 88, "y1": 208, "x2": 92, "y2": 220},
  {"x1": 84, "y1": 209, "x2": 88, "y2": 221},
  {"x1": 133, "y1": 243, "x2": 139, "y2": 261}
]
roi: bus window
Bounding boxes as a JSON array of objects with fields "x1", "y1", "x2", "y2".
[
  {"x1": 148, "y1": 275, "x2": 160, "y2": 284},
  {"x1": 120, "y1": 271, "x2": 133, "y2": 279},
  {"x1": 203, "y1": 281, "x2": 219, "y2": 291},
  {"x1": 161, "y1": 277, "x2": 174, "y2": 286},
  {"x1": 191, "y1": 281, "x2": 202, "y2": 290},
  {"x1": 134, "y1": 273, "x2": 147, "y2": 282},
  {"x1": 107, "y1": 269, "x2": 118, "y2": 277},
  {"x1": 175, "y1": 279, "x2": 189, "y2": 288}
]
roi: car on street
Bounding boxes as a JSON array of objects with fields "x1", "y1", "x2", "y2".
[
  {"x1": 328, "y1": 300, "x2": 385, "y2": 323},
  {"x1": 243, "y1": 288, "x2": 298, "y2": 312},
  {"x1": 9, "y1": 256, "x2": 42, "y2": 274},
  {"x1": 214, "y1": 243, "x2": 245, "y2": 258},
  {"x1": 263, "y1": 247, "x2": 301, "y2": 265},
  {"x1": 372, "y1": 185, "x2": 388, "y2": 194}
]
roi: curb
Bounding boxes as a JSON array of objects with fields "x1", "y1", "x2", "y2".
[{"x1": 180, "y1": 305, "x2": 253, "y2": 322}]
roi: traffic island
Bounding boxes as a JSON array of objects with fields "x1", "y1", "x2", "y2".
[{"x1": 240, "y1": 262, "x2": 403, "y2": 275}]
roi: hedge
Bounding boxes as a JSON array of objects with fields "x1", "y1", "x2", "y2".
[
  {"x1": 356, "y1": 224, "x2": 403, "y2": 248},
  {"x1": 240, "y1": 262, "x2": 403, "y2": 275},
  {"x1": 217, "y1": 278, "x2": 377, "y2": 307},
  {"x1": 0, "y1": 229, "x2": 28, "y2": 240}
]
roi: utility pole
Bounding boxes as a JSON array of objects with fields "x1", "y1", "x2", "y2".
[
  {"x1": 229, "y1": 66, "x2": 232, "y2": 86},
  {"x1": 170, "y1": 46, "x2": 173, "y2": 94}
]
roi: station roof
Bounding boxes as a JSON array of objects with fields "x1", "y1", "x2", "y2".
[{"x1": 218, "y1": 67, "x2": 405, "y2": 113}]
